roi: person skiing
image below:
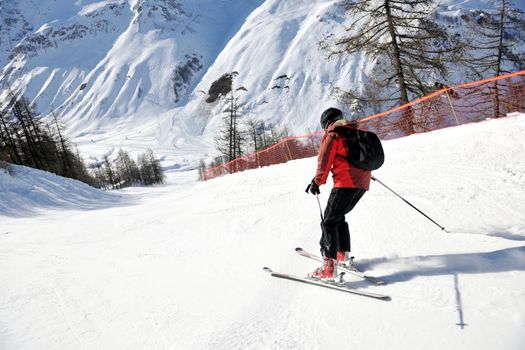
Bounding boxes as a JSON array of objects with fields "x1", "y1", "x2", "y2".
[{"x1": 305, "y1": 107, "x2": 372, "y2": 280}]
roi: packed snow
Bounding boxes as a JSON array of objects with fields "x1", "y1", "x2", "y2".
[
  {"x1": 1, "y1": 113, "x2": 525, "y2": 349},
  {"x1": 0, "y1": 165, "x2": 122, "y2": 217}
]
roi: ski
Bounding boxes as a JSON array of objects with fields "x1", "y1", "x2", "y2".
[
  {"x1": 263, "y1": 267, "x2": 390, "y2": 300},
  {"x1": 295, "y1": 247, "x2": 386, "y2": 285}
]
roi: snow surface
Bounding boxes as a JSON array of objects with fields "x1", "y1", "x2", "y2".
[
  {"x1": 0, "y1": 165, "x2": 122, "y2": 217},
  {"x1": 1, "y1": 114, "x2": 525, "y2": 349}
]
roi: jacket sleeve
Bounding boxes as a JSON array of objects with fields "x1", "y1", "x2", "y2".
[{"x1": 314, "y1": 132, "x2": 339, "y2": 185}]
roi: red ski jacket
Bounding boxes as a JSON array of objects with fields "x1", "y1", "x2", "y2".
[{"x1": 313, "y1": 120, "x2": 371, "y2": 190}]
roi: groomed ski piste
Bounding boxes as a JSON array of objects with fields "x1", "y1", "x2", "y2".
[{"x1": 1, "y1": 114, "x2": 525, "y2": 349}]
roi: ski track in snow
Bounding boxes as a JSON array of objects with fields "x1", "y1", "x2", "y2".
[{"x1": 1, "y1": 115, "x2": 525, "y2": 349}]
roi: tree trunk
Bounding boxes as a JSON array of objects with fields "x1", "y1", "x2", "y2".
[
  {"x1": 384, "y1": 0, "x2": 409, "y2": 105},
  {"x1": 493, "y1": 0, "x2": 506, "y2": 118}
]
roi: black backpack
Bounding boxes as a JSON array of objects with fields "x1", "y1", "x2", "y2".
[{"x1": 333, "y1": 127, "x2": 384, "y2": 170}]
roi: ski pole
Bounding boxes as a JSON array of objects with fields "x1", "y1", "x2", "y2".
[
  {"x1": 316, "y1": 194, "x2": 325, "y2": 222},
  {"x1": 371, "y1": 176, "x2": 448, "y2": 232}
]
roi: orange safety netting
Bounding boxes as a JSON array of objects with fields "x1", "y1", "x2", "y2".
[{"x1": 202, "y1": 70, "x2": 525, "y2": 181}]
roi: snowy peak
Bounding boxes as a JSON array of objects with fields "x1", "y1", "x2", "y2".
[
  {"x1": 2, "y1": 1, "x2": 127, "y2": 63},
  {"x1": 1, "y1": 1, "x2": 263, "y2": 134},
  {"x1": 132, "y1": 0, "x2": 186, "y2": 30}
]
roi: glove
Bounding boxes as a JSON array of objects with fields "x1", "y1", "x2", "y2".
[{"x1": 305, "y1": 179, "x2": 320, "y2": 195}]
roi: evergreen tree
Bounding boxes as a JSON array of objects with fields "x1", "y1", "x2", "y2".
[
  {"x1": 137, "y1": 153, "x2": 154, "y2": 185},
  {"x1": 198, "y1": 159, "x2": 207, "y2": 181},
  {"x1": 0, "y1": 100, "x2": 21, "y2": 164},
  {"x1": 50, "y1": 109, "x2": 72, "y2": 176},
  {"x1": 145, "y1": 148, "x2": 165, "y2": 185},
  {"x1": 103, "y1": 155, "x2": 117, "y2": 188},
  {"x1": 7, "y1": 91, "x2": 46, "y2": 168},
  {"x1": 462, "y1": 0, "x2": 525, "y2": 117},
  {"x1": 115, "y1": 149, "x2": 141, "y2": 187},
  {"x1": 89, "y1": 161, "x2": 109, "y2": 189},
  {"x1": 464, "y1": 0, "x2": 525, "y2": 78},
  {"x1": 325, "y1": 0, "x2": 463, "y2": 113},
  {"x1": 243, "y1": 119, "x2": 290, "y2": 153},
  {"x1": 214, "y1": 73, "x2": 248, "y2": 166},
  {"x1": 245, "y1": 119, "x2": 261, "y2": 154},
  {"x1": 1, "y1": 89, "x2": 165, "y2": 189},
  {"x1": 70, "y1": 148, "x2": 95, "y2": 186}
]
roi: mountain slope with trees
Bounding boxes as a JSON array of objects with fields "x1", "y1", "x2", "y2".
[{"x1": 0, "y1": 0, "x2": 524, "y2": 170}]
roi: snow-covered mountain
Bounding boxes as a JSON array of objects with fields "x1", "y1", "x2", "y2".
[{"x1": 1, "y1": 0, "x2": 524, "y2": 169}]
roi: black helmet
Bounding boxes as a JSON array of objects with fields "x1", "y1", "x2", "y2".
[{"x1": 320, "y1": 107, "x2": 343, "y2": 130}]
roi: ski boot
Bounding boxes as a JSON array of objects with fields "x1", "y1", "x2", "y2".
[
  {"x1": 308, "y1": 257, "x2": 337, "y2": 281},
  {"x1": 336, "y1": 251, "x2": 357, "y2": 271}
]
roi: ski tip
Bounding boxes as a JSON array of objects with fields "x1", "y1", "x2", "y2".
[
  {"x1": 262, "y1": 267, "x2": 273, "y2": 273},
  {"x1": 295, "y1": 247, "x2": 303, "y2": 252}
]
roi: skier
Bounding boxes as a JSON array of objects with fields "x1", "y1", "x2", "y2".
[{"x1": 305, "y1": 107, "x2": 371, "y2": 280}]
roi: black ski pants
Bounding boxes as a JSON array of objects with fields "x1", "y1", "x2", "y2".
[{"x1": 320, "y1": 188, "x2": 366, "y2": 259}]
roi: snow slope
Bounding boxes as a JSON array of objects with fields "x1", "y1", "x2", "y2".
[
  {"x1": 1, "y1": 114, "x2": 525, "y2": 349},
  {"x1": 0, "y1": 165, "x2": 122, "y2": 217}
]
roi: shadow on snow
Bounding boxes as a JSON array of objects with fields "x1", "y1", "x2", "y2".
[{"x1": 360, "y1": 245, "x2": 525, "y2": 284}]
